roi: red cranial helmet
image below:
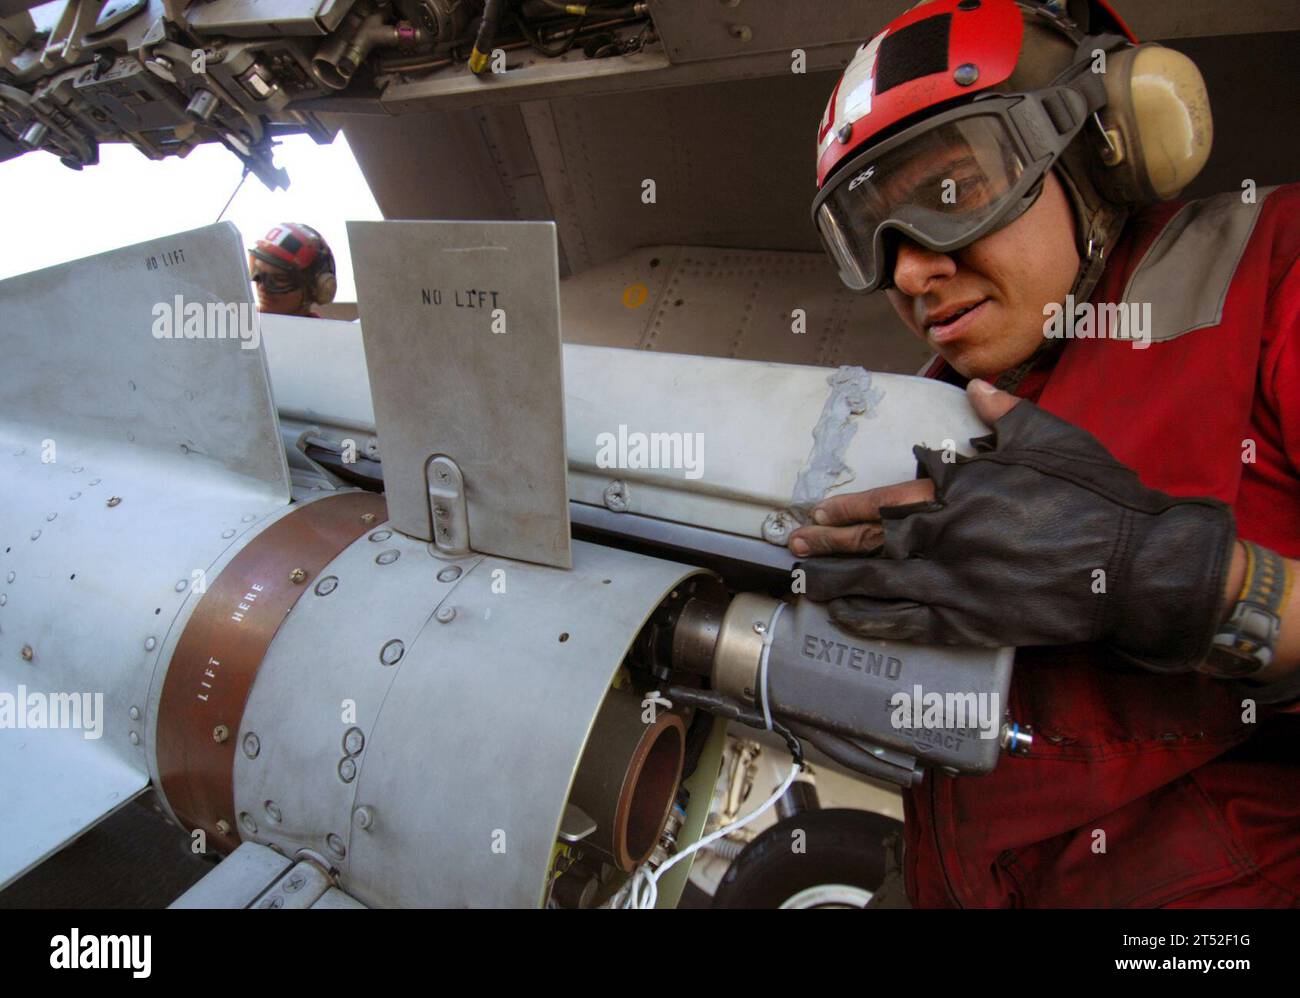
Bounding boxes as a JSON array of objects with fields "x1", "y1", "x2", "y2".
[
  {"x1": 250, "y1": 222, "x2": 338, "y2": 304},
  {"x1": 813, "y1": 0, "x2": 1210, "y2": 301}
]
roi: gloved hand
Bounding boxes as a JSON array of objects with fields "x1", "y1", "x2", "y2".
[{"x1": 798, "y1": 381, "x2": 1237, "y2": 673}]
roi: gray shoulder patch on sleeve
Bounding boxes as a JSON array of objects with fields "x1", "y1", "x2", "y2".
[{"x1": 1119, "y1": 186, "x2": 1276, "y2": 343}]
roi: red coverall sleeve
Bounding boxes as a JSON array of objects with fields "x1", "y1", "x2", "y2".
[{"x1": 1260, "y1": 248, "x2": 1300, "y2": 711}]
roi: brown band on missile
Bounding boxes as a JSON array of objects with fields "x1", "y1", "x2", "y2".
[{"x1": 157, "y1": 491, "x2": 388, "y2": 854}]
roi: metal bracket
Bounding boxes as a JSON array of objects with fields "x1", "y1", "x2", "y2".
[
  {"x1": 558, "y1": 803, "x2": 597, "y2": 844},
  {"x1": 426, "y1": 454, "x2": 470, "y2": 557}
]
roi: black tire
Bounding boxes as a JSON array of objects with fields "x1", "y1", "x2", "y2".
[{"x1": 711, "y1": 808, "x2": 902, "y2": 909}]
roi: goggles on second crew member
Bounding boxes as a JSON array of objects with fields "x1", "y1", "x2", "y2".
[
  {"x1": 811, "y1": 87, "x2": 1096, "y2": 293},
  {"x1": 251, "y1": 263, "x2": 304, "y2": 295}
]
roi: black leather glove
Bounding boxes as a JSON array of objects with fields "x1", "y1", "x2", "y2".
[{"x1": 802, "y1": 399, "x2": 1237, "y2": 673}]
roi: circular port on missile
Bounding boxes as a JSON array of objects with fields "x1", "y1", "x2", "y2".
[
  {"x1": 622, "y1": 720, "x2": 684, "y2": 866},
  {"x1": 569, "y1": 689, "x2": 685, "y2": 872}
]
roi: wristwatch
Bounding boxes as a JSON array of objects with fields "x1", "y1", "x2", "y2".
[{"x1": 1202, "y1": 541, "x2": 1288, "y2": 679}]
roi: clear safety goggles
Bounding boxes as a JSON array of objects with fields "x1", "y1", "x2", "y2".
[{"x1": 812, "y1": 89, "x2": 1094, "y2": 293}]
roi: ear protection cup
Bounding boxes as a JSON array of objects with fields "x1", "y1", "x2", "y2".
[
  {"x1": 1091, "y1": 44, "x2": 1213, "y2": 205},
  {"x1": 312, "y1": 269, "x2": 337, "y2": 305},
  {"x1": 307, "y1": 236, "x2": 337, "y2": 304}
]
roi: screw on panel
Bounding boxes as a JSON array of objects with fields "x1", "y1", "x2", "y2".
[
  {"x1": 129, "y1": 706, "x2": 141, "y2": 720},
  {"x1": 343, "y1": 727, "x2": 365, "y2": 755},
  {"x1": 379, "y1": 639, "x2": 404, "y2": 666},
  {"x1": 144, "y1": 636, "x2": 156, "y2": 651},
  {"x1": 325, "y1": 833, "x2": 347, "y2": 859},
  {"x1": 221, "y1": 529, "x2": 235, "y2": 539},
  {"x1": 239, "y1": 812, "x2": 258, "y2": 835},
  {"x1": 243, "y1": 732, "x2": 261, "y2": 759},
  {"x1": 761, "y1": 511, "x2": 796, "y2": 543},
  {"x1": 174, "y1": 579, "x2": 188, "y2": 592},
  {"x1": 29, "y1": 530, "x2": 39, "y2": 541},
  {"x1": 265, "y1": 800, "x2": 282, "y2": 823},
  {"x1": 5, "y1": 572, "x2": 13, "y2": 583},
  {"x1": 89, "y1": 478, "x2": 100, "y2": 486},
  {"x1": 954, "y1": 63, "x2": 979, "y2": 86},
  {"x1": 369, "y1": 529, "x2": 392, "y2": 542},
  {"x1": 129, "y1": 731, "x2": 139, "y2": 745},
  {"x1": 282, "y1": 870, "x2": 306, "y2": 892},
  {"x1": 361, "y1": 512, "x2": 376, "y2": 524},
  {"x1": 752, "y1": 621, "x2": 767, "y2": 635},
  {"x1": 288, "y1": 568, "x2": 307, "y2": 584},
  {"x1": 213, "y1": 724, "x2": 230, "y2": 743},
  {"x1": 314, "y1": 575, "x2": 338, "y2": 596},
  {"x1": 338, "y1": 757, "x2": 357, "y2": 783},
  {"x1": 603, "y1": 481, "x2": 629, "y2": 512},
  {"x1": 353, "y1": 806, "x2": 374, "y2": 831},
  {"x1": 106, "y1": 496, "x2": 121, "y2": 507},
  {"x1": 0, "y1": 595, "x2": 6, "y2": 606},
  {"x1": 376, "y1": 549, "x2": 399, "y2": 565},
  {"x1": 216, "y1": 819, "x2": 232, "y2": 836},
  {"x1": 21, "y1": 645, "x2": 33, "y2": 661},
  {"x1": 258, "y1": 894, "x2": 284, "y2": 909},
  {"x1": 435, "y1": 605, "x2": 456, "y2": 624},
  {"x1": 436, "y1": 565, "x2": 462, "y2": 583},
  {"x1": 241, "y1": 514, "x2": 255, "y2": 522},
  {"x1": 69, "y1": 492, "x2": 80, "y2": 499},
  {"x1": 728, "y1": 23, "x2": 752, "y2": 41},
  {"x1": 45, "y1": 512, "x2": 56, "y2": 521}
]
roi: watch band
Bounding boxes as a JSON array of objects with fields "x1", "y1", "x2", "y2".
[{"x1": 1202, "y1": 541, "x2": 1290, "y2": 679}]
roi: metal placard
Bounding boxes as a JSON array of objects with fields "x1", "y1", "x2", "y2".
[
  {"x1": 348, "y1": 220, "x2": 571, "y2": 569},
  {"x1": 0, "y1": 220, "x2": 290, "y2": 501}
]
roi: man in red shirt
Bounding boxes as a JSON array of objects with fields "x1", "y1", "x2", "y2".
[{"x1": 789, "y1": 0, "x2": 1299, "y2": 906}]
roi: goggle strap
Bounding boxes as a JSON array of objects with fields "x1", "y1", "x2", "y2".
[{"x1": 1053, "y1": 33, "x2": 1128, "y2": 114}]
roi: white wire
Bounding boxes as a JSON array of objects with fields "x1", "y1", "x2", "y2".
[
  {"x1": 616, "y1": 759, "x2": 801, "y2": 909},
  {"x1": 612, "y1": 599, "x2": 798, "y2": 908},
  {"x1": 757, "y1": 601, "x2": 786, "y2": 733}
]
